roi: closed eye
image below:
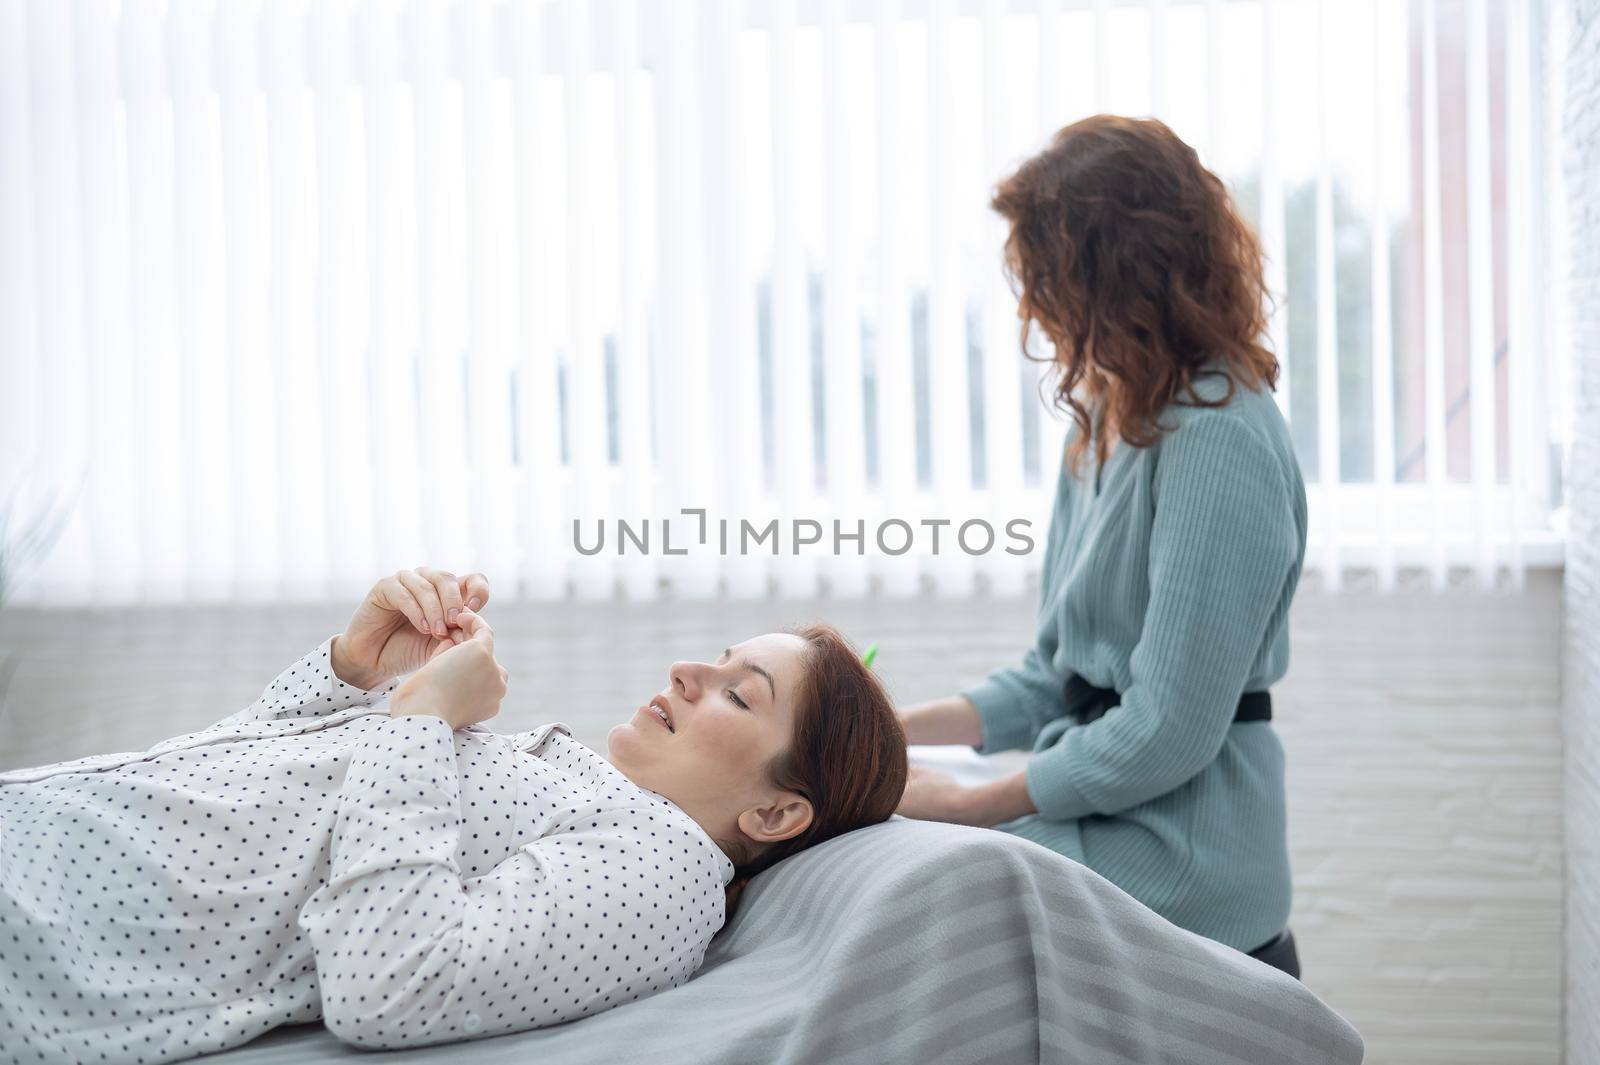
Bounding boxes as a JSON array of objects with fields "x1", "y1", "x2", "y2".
[{"x1": 727, "y1": 689, "x2": 750, "y2": 710}]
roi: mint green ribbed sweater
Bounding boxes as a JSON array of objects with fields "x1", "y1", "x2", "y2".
[{"x1": 963, "y1": 364, "x2": 1306, "y2": 953}]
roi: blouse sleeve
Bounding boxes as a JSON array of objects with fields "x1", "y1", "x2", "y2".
[
  {"x1": 1020, "y1": 412, "x2": 1300, "y2": 820},
  {"x1": 211, "y1": 635, "x2": 397, "y2": 729},
  {"x1": 298, "y1": 714, "x2": 727, "y2": 1050},
  {"x1": 959, "y1": 440, "x2": 1076, "y2": 754}
]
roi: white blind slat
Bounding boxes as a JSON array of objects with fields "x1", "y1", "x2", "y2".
[
  {"x1": 1091, "y1": 0, "x2": 1111, "y2": 113},
  {"x1": 1202, "y1": 0, "x2": 1222, "y2": 166},
  {"x1": 768, "y1": 0, "x2": 819, "y2": 598},
  {"x1": 508, "y1": 0, "x2": 566, "y2": 600},
  {"x1": 874, "y1": 0, "x2": 920, "y2": 597},
  {"x1": 1033, "y1": 0, "x2": 1064, "y2": 495},
  {"x1": 1465, "y1": 0, "x2": 1498, "y2": 590},
  {"x1": 980, "y1": 0, "x2": 1025, "y2": 596},
  {"x1": 24, "y1": 0, "x2": 93, "y2": 605},
  {"x1": 1421, "y1": 0, "x2": 1449, "y2": 591},
  {"x1": 1369, "y1": 0, "x2": 1398, "y2": 592},
  {"x1": 611, "y1": 0, "x2": 664, "y2": 601},
  {"x1": 654, "y1": 0, "x2": 719, "y2": 598},
  {"x1": 168, "y1": 0, "x2": 225, "y2": 599},
  {"x1": 1260, "y1": 0, "x2": 1290, "y2": 425},
  {"x1": 926, "y1": 0, "x2": 974, "y2": 597},
  {"x1": 217, "y1": 0, "x2": 284, "y2": 601},
  {"x1": 356, "y1": 0, "x2": 427, "y2": 579},
  {"x1": 1148, "y1": 0, "x2": 1168, "y2": 117},
  {"x1": 76, "y1": 0, "x2": 141, "y2": 604},
  {"x1": 405, "y1": 0, "x2": 475, "y2": 581},
  {"x1": 561, "y1": 0, "x2": 614, "y2": 600},
  {"x1": 263, "y1": 0, "x2": 331, "y2": 600},
  {"x1": 0, "y1": 0, "x2": 42, "y2": 603},
  {"x1": 1503, "y1": 0, "x2": 1535, "y2": 592},
  {"x1": 309, "y1": 0, "x2": 379, "y2": 602},
  {"x1": 1313, "y1": 0, "x2": 1341, "y2": 591},
  {"x1": 457, "y1": 0, "x2": 523, "y2": 597},
  {"x1": 821, "y1": 0, "x2": 871, "y2": 597}
]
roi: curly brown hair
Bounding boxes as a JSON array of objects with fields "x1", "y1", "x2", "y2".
[
  {"x1": 716, "y1": 623, "x2": 907, "y2": 919},
  {"x1": 991, "y1": 114, "x2": 1280, "y2": 478}
]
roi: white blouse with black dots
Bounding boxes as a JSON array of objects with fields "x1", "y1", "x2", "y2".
[{"x1": 0, "y1": 635, "x2": 735, "y2": 1064}]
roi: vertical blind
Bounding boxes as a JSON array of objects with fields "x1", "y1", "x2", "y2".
[{"x1": 0, "y1": 0, "x2": 1566, "y2": 605}]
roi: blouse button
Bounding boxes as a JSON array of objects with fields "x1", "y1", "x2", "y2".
[{"x1": 463, "y1": 1011, "x2": 483, "y2": 1033}]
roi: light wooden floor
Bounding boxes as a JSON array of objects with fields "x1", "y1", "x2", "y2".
[{"x1": 0, "y1": 569, "x2": 1564, "y2": 1064}]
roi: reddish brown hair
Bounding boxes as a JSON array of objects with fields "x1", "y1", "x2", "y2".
[
  {"x1": 991, "y1": 114, "x2": 1279, "y2": 477},
  {"x1": 717, "y1": 622, "x2": 907, "y2": 917}
]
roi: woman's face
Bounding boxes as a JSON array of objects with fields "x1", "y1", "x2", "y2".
[{"x1": 605, "y1": 632, "x2": 815, "y2": 859}]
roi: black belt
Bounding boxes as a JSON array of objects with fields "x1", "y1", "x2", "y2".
[{"x1": 1064, "y1": 673, "x2": 1272, "y2": 726}]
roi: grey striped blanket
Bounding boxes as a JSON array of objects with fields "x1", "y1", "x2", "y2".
[{"x1": 204, "y1": 816, "x2": 1363, "y2": 1064}]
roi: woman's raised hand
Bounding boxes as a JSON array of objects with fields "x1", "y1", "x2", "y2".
[
  {"x1": 388, "y1": 608, "x2": 509, "y2": 731},
  {"x1": 331, "y1": 567, "x2": 492, "y2": 689}
]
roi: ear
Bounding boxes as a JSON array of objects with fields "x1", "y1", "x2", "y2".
[{"x1": 737, "y1": 794, "x2": 813, "y2": 846}]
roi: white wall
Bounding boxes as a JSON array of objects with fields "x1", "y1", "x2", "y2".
[
  {"x1": 1267, "y1": 575, "x2": 1562, "y2": 1064},
  {"x1": 1565, "y1": 0, "x2": 1600, "y2": 1059}
]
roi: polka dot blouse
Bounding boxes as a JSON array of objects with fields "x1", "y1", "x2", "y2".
[{"x1": 0, "y1": 635, "x2": 735, "y2": 1063}]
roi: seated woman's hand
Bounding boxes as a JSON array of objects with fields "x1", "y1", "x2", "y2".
[
  {"x1": 896, "y1": 763, "x2": 979, "y2": 825},
  {"x1": 388, "y1": 609, "x2": 509, "y2": 731},
  {"x1": 330, "y1": 566, "x2": 492, "y2": 689}
]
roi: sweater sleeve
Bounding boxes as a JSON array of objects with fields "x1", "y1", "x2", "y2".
[
  {"x1": 298, "y1": 715, "x2": 727, "y2": 1050},
  {"x1": 960, "y1": 440, "x2": 1076, "y2": 754},
  {"x1": 1021, "y1": 413, "x2": 1298, "y2": 821},
  {"x1": 212, "y1": 635, "x2": 397, "y2": 728}
]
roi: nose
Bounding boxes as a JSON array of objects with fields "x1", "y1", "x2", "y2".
[{"x1": 668, "y1": 661, "x2": 703, "y2": 702}]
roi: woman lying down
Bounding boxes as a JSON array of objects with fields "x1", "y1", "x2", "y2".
[{"x1": 0, "y1": 567, "x2": 909, "y2": 1064}]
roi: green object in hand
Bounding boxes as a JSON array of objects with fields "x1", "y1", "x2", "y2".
[{"x1": 861, "y1": 643, "x2": 879, "y2": 669}]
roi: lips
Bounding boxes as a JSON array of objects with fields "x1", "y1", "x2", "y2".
[{"x1": 645, "y1": 694, "x2": 675, "y2": 733}]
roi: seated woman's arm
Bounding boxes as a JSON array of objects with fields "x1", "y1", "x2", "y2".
[
  {"x1": 297, "y1": 714, "x2": 727, "y2": 1049},
  {"x1": 957, "y1": 643, "x2": 1070, "y2": 754},
  {"x1": 899, "y1": 693, "x2": 985, "y2": 747},
  {"x1": 210, "y1": 635, "x2": 398, "y2": 729}
]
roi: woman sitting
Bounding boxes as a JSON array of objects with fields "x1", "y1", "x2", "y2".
[{"x1": 0, "y1": 566, "x2": 908, "y2": 1063}]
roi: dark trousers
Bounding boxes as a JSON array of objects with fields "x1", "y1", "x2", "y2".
[{"x1": 1247, "y1": 929, "x2": 1301, "y2": 980}]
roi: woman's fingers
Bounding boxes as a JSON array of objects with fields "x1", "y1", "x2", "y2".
[
  {"x1": 396, "y1": 569, "x2": 448, "y2": 636},
  {"x1": 375, "y1": 567, "x2": 492, "y2": 636},
  {"x1": 458, "y1": 572, "x2": 490, "y2": 613},
  {"x1": 377, "y1": 575, "x2": 432, "y2": 636},
  {"x1": 456, "y1": 608, "x2": 495, "y2": 653},
  {"x1": 416, "y1": 565, "x2": 465, "y2": 629}
]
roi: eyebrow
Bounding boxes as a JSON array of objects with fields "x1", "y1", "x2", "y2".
[{"x1": 721, "y1": 647, "x2": 777, "y2": 700}]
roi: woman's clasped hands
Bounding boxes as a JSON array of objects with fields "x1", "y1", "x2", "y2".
[
  {"x1": 387, "y1": 608, "x2": 507, "y2": 730},
  {"x1": 330, "y1": 565, "x2": 510, "y2": 731}
]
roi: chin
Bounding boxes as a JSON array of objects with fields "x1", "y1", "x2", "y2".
[{"x1": 605, "y1": 722, "x2": 647, "y2": 764}]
